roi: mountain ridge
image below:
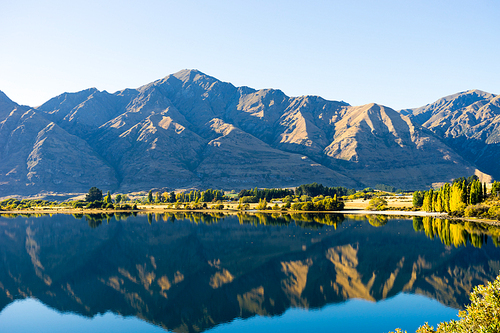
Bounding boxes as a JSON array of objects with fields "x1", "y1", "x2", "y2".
[
  {"x1": 401, "y1": 89, "x2": 500, "y2": 179},
  {"x1": 0, "y1": 70, "x2": 495, "y2": 196}
]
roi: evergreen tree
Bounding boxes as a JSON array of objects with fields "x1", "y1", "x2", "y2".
[
  {"x1": 85, "y1": 187, "x2": 103, "y2": 202},
  {"x1": 148, "y1": 190, "x2": 153, "y2": 203}
]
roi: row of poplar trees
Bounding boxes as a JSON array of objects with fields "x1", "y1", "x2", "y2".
[{"x1": 413, "y1": 179, "x2": 487, "y2": 212}]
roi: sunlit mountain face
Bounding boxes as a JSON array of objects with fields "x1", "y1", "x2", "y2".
[
  {"x1": 0, "y1": 71, "x2": 495, "y2": 197},
  {"x1": 0, "y1": 213, "x2": 498, "y2": 332}
]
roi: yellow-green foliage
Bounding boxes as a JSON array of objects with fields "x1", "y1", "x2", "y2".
[
  {"x1": 488, "y1": 206, "x2": 500, "y2": 220},
  {"x1": 412, "y1": 217, "x2": 499, "y2": 248},
  {"x1": 256, "y1": 198, "x2": 268, "y2": 210},
  {"x1": 390, "y1": 274, "x2": 500, "y2": 333},
  {"x1": 367, "y1": 197, "x2": 387, "y2": 211}
]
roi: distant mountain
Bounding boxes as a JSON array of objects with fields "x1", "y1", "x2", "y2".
[
  {"x1": 401, "y1": 90, "x2": 500, "y2": 179},
  {"x1": 0, "y1": 71, "x2": 495, "y2": 196}
]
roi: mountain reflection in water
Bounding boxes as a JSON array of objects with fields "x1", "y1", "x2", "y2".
[{"x1": 0, "y1": 212, "x2": 499, "y2": 333}]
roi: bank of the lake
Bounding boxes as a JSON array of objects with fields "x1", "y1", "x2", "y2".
[
  {"x1": 2, "y1": 206, "x2": 500, "y2": 227},
  {"x1": 1, "y1": 212, "x2": 499, "y2": 333}
]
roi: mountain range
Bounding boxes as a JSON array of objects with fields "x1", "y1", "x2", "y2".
[{"x1": 0, "y1": 70, "x2": 497, "y2": 196}]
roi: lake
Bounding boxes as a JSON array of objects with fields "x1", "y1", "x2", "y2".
[{"x1": 0, "y1": 212, "x2": 498, "y2": 333}]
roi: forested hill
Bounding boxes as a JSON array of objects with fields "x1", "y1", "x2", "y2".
[{"x1": 0, "y1": 70, "x2": 495, "y2": 196}]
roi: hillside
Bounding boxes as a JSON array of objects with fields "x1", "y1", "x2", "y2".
[
  {"x1": 0, "y1": 70, "x2": 494, "y2": 196},
  {"x1": 401, "y1": 90, "x2": 500, "y2": 180}
]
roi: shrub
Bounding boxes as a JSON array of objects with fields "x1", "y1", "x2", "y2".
[
  {"x1": 73, "y1": 201, "x2": 85, "y2": 209},
  {"x1": 488, "y1": 206, "x2": 500, "y2": 220},
  {"x1": 464, "y1": 204, "x2": 489, "y2": 218},
  {"x1": 367, "y1": 197, "x2": 387, "y2": 211},
  {"x1": 240, "y1": 196, "x2": 258, "y2": 203},
  {"x1": 256, "y1": 199, "x2": 268, "y2": 210},
  {"x1": 85, "y1": 201, "x2": 103, "y2": 209},
  {"x1": 301, "y1": 202, "x2": 314, "y2": 211},
  {"x1": 390, "y1": 274, "x2": 500, "y2": 333}
]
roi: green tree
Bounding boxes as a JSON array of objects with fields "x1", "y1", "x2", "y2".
[
  {"x1": 412, "y1": 191, "x2": 424, "y2": 207},
  {"x1": 148, "y1": 190, "x2": 153, "y2": 203},
  {"x1": 492, "y1": 181, "x2": 500, "y2": 197},
  {"x1": 85, "y1": 187, "x2": 103, "y2": 202},
  {"x1": 104, "y1": 191, "x2": 112, "y2": 204},
  {"x1": 115, "y1": 194, "x2": 122, "y2": 203}
]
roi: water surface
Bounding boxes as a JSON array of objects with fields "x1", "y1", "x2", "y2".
[{"x1": 0, "y1": 212, "x2": 498, "y2": 332}]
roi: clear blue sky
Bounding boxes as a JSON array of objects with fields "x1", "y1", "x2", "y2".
[{"x1": 1, "y1": 0, "x2": 498, "y2": 109}]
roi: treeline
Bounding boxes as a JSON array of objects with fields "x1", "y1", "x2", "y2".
[
  {"x1": 413, "y1": 178, "x2": 487, "y2": 212},
  {"x1": 295, "y1": 183, "x2": 356, "y2": 197},
  {"x1": 236, "y1": 183, "x2": 355, "y2": 202},
  {"x1": 291, "y1": 197, "x2": 344, "y2": 211},
  {"x1": 413, "y1": 178, "x2": 500, "y2": 220},
  {"x1": 164, "y1": 189, "x2": 225, "y2": 203},
  {"x1": 238, "y1": 188, "x2": 294, "y2": 201},
  {"x1": 374, "y1": 184, "x2": 404, "y2": 193},
  {"x1": 0, "y1": 198, "x2": 60, "y2": 211}
]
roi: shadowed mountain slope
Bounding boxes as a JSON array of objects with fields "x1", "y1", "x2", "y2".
[
  {"x1": 0, "y1": 73, "x2": 495, "y2": 196},
  {"x1": 401, "y1": 90, "x2": 500, "y2": 179}
]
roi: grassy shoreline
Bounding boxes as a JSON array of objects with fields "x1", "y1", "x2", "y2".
[{"x1": 1, "y1": 206, "x2": 499, "y2": 226}]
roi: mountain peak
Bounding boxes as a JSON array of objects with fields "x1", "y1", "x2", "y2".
[
  {"x1": 172, "y1": 69, "x2": 212, "y2": 83},
  {"x1": 0, "y1": 90, "x2": 17, "y2": 106}
]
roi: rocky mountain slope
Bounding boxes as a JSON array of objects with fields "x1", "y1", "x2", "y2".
[
  {"x1": 401, "y1": 90, "x2": 500, "y2": 179},
  {"x1": 0, "y1": 70, "x2": 494, "y2": 196}
]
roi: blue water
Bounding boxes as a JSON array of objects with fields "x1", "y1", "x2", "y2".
[
  {"x1": 0, "y1": 294, "x2": 457, "y2": 333},
  {"x1": 0, "y1": 213, "x2": 496, "y2": 333}
]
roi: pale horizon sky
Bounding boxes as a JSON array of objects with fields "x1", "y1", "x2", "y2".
[{"x1": 1, "y1": 0, "x2": 498, "y2": 110}]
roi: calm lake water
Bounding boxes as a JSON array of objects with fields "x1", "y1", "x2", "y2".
[{"x1": 0, "y1": 212, "x2": 498, "y2": 333}]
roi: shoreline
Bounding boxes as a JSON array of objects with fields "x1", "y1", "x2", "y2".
[{"x1": 1, "y1": 207, "x2": 499, "y2": 226}]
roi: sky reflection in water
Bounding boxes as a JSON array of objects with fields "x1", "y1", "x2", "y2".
[{"x1": 1, "y1": 294, "x2": 458, "y2": 333}]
